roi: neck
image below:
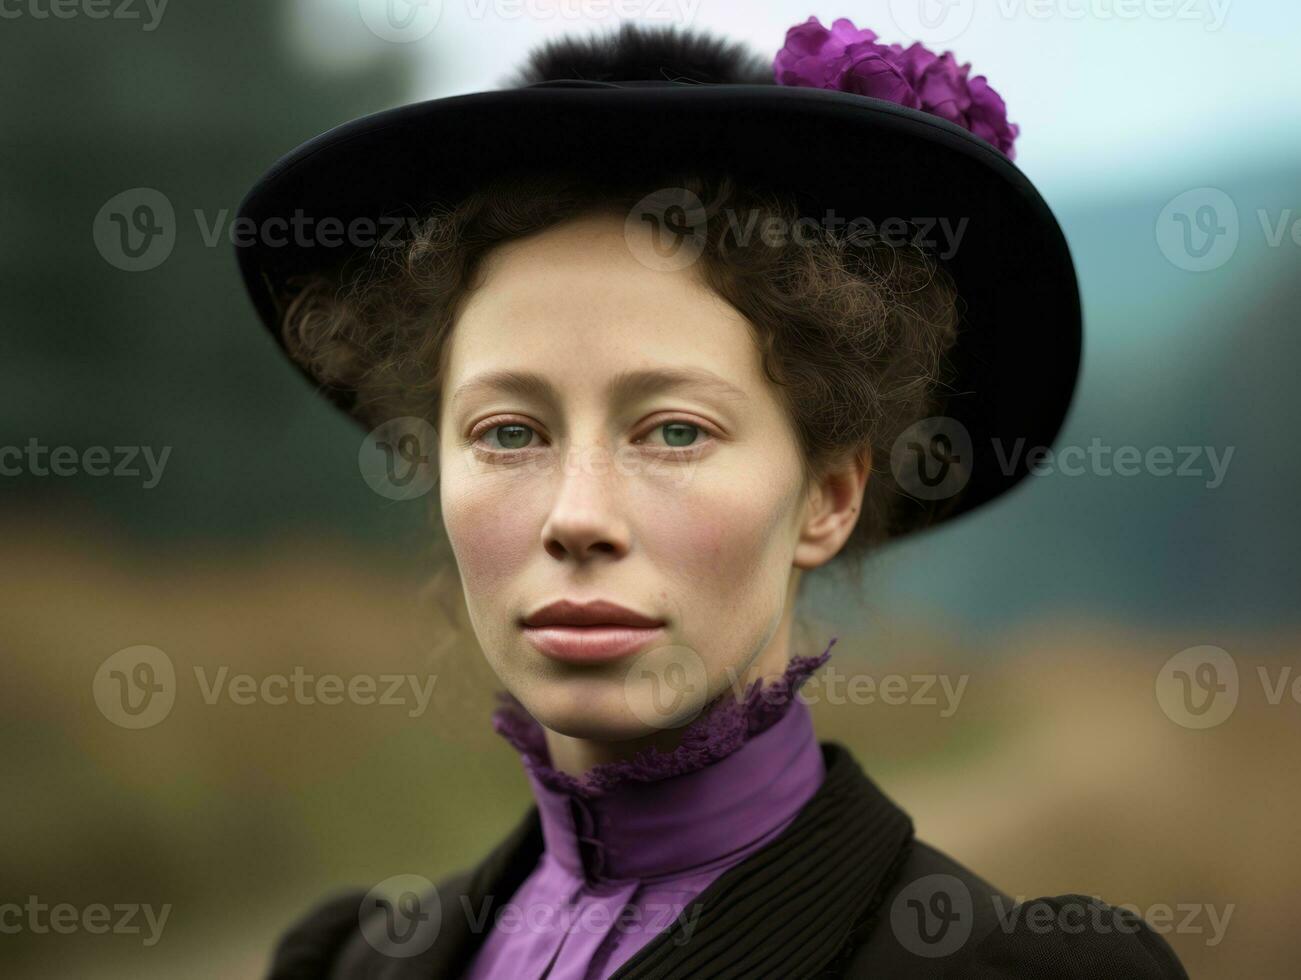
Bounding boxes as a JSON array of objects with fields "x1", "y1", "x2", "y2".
[{"x1": 543, "y1": 597, "x2": 801, "y2": 778}]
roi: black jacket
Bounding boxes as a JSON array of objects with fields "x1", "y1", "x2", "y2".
[{"x1": 267, "y1": 742, "x2": 1189, "y2": 979}]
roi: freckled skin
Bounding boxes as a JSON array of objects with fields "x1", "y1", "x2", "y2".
[{"x1": 437, "y1": 210, "x2": 866, "y2": 775}]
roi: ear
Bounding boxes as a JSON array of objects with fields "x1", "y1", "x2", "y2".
[{"x1": 792, "y1": 449, "x2": 871, "y2": 571}]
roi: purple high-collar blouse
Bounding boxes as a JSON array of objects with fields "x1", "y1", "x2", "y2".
[{"x1": 463, "y1": 639, "x2": 837, "y2": 980}]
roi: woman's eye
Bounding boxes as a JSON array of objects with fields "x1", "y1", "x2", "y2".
[
  {"x1": 479, "y1": 423, "x2": 537, "y2": 451},
  {"x1": 644, "y1": 422, "x2": 704, "y2": 449}
]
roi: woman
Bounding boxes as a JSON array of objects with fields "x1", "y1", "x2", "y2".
[{"x1": 243, "y1": 17, "x2": 1188, "y2": 980}]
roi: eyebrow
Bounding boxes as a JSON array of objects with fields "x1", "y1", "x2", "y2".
[{"x1": 449, "y1": 366, "x2": 750, "y2": 412}]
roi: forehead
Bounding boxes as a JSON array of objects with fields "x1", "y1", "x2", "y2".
[{"x1": 443, "y1": 211, "x2": 766, "y2": 403}]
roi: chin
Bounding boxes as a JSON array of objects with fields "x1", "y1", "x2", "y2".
[{"x1": 518, "y1": 672, "x2": 697, "y2": 743}]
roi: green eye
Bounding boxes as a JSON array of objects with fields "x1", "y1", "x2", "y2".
[
  {"x1": 488, "y1": 424, "x2": 534, "y2": 450},
  {"x1": 657, "y1": 422, "x2": 700, "y2": 448}
]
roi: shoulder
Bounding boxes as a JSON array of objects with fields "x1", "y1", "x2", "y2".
[
  {"x1": 942, "y1": 892, "x2": 1191, "y2": 980},
  {"x1": 843, "y1": 838, "x2": 1189, "y2": 979},
  {"x1": 264, "y1": 870, "x2": 473, "y2": 979},
  {"x1": 264, "y1": 889, "x2": 368, "y2": 980}
]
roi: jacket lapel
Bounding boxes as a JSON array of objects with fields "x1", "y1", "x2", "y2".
[{"x1": 609, "y1": 742, "x2": 914, "y2": 979}]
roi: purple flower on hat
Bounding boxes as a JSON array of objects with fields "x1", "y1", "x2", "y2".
[{"x1": 772, "y1": 16, "x2": 1020, "y2": 159}]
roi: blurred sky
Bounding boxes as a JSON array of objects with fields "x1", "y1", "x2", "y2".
[{"x1": 289, "y1": 0, "x2": 1301, "y2": 208}]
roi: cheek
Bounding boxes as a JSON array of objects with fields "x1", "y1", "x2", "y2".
[
  {"x1": 440, "y1": 470, "x2": 534, "y2": 595},
  {"x1": 635, "y1": 468, "x2": 797, "y2": 610}
]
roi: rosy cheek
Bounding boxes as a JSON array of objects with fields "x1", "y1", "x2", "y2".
[
  {"x1": 441, "y1": 477, "x2": 534, "y2": 592},
  {"x1": 634, "y1": 478, "x2": 781, "y2": 596}
]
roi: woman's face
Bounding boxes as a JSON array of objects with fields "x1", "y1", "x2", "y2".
[{"x1": 437, "y1": 209, "x2": 844, "y2": 742}]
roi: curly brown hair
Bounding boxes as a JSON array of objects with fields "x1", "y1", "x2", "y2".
[{"x1": 278, "y1": 170, "x2": 961, "y2": 595}]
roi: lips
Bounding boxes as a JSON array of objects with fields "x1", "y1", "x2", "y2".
[
  {"x1": 520, "y1": 599, "x2": 665, "y2": 630},
  {"x1": 520, "y1": 599, "x2": 667, "y2": 664}
]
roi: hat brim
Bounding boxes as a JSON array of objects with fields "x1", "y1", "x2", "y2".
[{"x1": 234, "y1": 81, "x2": 1081, "y2": 540}]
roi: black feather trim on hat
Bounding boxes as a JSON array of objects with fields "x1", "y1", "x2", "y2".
[{"x1": 504, "y1": 21, "x2": 776, "y2": 88}]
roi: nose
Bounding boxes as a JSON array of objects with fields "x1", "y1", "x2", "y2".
[{"x1": 539, "y1": 442, "x2": 632, "y2": 563}]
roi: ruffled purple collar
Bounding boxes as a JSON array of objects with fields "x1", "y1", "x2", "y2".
[{"x1": 491, "y1": 637, "x2": 837, "y2": 798}]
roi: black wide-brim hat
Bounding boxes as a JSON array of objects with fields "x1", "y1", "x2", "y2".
[{"x1": 234, "y1": 21, "x2": 1081, "y2": 541}]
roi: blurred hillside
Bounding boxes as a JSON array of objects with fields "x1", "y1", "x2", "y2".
[{"x1": 0, "y1": 0, "x2": 416, "y2": 548}]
